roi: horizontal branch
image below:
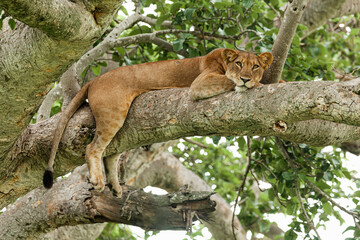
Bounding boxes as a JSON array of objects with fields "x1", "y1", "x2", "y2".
[
  {"x1": 2, "y1": 79, "x2": 360, "y2": 209},
  {"x1": 130, "y1": 150, "x2": 247, "y2": 239},
  {"x1": 0, "y1": 165, "x2": 215, "y2": 239}
]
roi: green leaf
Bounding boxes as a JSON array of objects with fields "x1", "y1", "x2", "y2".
[
  {"x1": 120, "y1": 6, "x2": 128, "y2": 16},
  {"x1": 173, "y1": 38, "x2": 185, "y2": 52},
  {"x1": 287, "y1": 201, "x2": 297, "y2": 215},
  {"x1": 323, "y1": 202, "x2": 332, "y2": 215},
  {"x1": 212, "y1": 136, "x2": 221, "y2": 145},
  {"x1": 268, "y1": 188, "x2": 275, "y2": 201},
  {"x1": 8, "y1": 18, "x2": 15, "y2": 30},
  {"x1": 91, "y1": 64, "x2": 101, "y2": 76},
  {"x1": 224, "y1": 26, "x2": 240, "y2": 36},
  {"x1": 343, "y1": 226, "x2": 356, "y2": 233},
  {"x1": 284, "y1": 229, "x2": 298, "y2": 240},
  {"x1": 184, "y1": 8, "x2": 195, "y2": 21},
  {"x1": 155, "y1": 13, "x2": 170, "y2": 28},
  {"x1": 282, "y1": 171, "x2": 296, "y2": 180},
  {"x1": 170, "y1": 2, "x2": 183, "y2": 14},
  {"x1": 323, "y1": 171, "x2": 333, "y2": 181},
  {"x1": 237, "y1": 137, "x2": 246, "y2": 150},
  {"x1": 124, "y1": 56, "x2": 133, "y2": 65},
  {"x1": 214, "y1": 2, "x2": 227, "y2": 9},
  {"x1": 243, "y1": 0, "x2": 254, "y2": 10},
  {"x1": 259, "y1": 220, "x2": 270, "y2": 233},
  {"x1": 265, "y1": 11, "x2": 276, "y2": 20}
]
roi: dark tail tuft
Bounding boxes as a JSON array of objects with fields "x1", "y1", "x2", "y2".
[{"x1": 43, "y1": 170, "x2": 54, "y2": 189}]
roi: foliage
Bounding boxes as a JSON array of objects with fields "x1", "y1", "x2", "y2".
[
  {"x1": 97, "y1": 223, "x2": 137, "y2": 240},
  {"x1": 47, "y1": 0, "x2": 359, "y2": 238},
  {"x1": 172, "y1": 137, "x2": 360, "y2": 239}
]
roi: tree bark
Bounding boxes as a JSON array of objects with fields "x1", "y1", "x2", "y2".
[
  {"x1": 261, "y1": 0, "x2": 308, "y2": 84},
  {"x1": 0, "y1": 164, "x2": 216, "y2": 240},
  {"x1": 0, "y1": 0, "x2": 122, "y2": 162},
  {"x1": 1, "y1": 141, "x2": 248, "y2": 240},
  {"x1": 2, "y1": 79, "x2": 360, "y2": 209}
]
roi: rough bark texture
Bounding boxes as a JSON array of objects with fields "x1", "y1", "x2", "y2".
[
  {"x1": 2, "y1": 79, "x2": 360, "y2": 209},
  {"x1": 0, "y1": 164, "x2": 216, "y2": 240},
  {"x1": 0, "y1": 0, "x2": 122, "y2": 168}
]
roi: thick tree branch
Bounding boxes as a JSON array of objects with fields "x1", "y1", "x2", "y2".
[
  {"x1": 0, "y1": 165, "x2": 216, "y2": 240},
  {"x1": 261, "y1": 0, "x2": 308, "y2": 84},
  {"x1": 0, "y1": 0, "x2": 121, "y2": 165},
  {"x1": 2, "y1": 79, "x2": 360, "y2": 209},
  {"x1": 0, "y1": 0, "x2": 98, "y2": 40},
  {"x1": 127, "y1": 148, "x2": 247, "y2": 239},
  {"x1": 301, "y1": 0, "x2": 360, "y2": 37}
]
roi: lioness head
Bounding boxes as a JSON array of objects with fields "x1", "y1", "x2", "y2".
[{"x1": 222, "y1": 49, "x2": 273, "y2": 92}]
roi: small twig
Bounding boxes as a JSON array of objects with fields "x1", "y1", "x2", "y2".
[
  {"x1": 265, "y1": 1, "x2": 282, "y2": 22},
  {"x1": 294, "y1": 144, "x2": 322, "y2": 170},
  {"x1": 183, "y1": 138, "x2": 208, "y2": 149},
  {"x1": 232, "y1": 136, "x2": 252, "y2": 240},
  {"x1": 274, "y1": 137, "x2": 300, "y2": 168},
  {"x1": 250, "y1": 169, "x2": 264, "y2": 192},
  {"x1": 135, "y1": 0, "x2": 141, "y2": 15},
  {"x1": 295, "y1": 179, "x2": 322, "y2": 240},
  {"x1": 305, "y1": 179, "x2": 360, "y2": 222},
  {"x1": 333, "y1": 67, "x2": 359, "y2": 81},
  {"x1": 353, "y1": 216, "x2": 360, "y2": 230}
]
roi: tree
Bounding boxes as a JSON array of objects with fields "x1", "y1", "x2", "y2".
[{"x1": 0, "y1": 0, "x2": 360, "y2": 239}]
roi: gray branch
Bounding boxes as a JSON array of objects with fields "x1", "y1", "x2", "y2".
[
  {"x1": 2, "y1": 79, "x2": 360, "y2": 209},
  {"x1": 0, "y1": 164, "x2": 215, "y2": 239},
  {"x1": 262, "y1": 0, "x2": 308, "y2": 84},
  {"x1": 0, "y1": 0, "x2": 121, "y2": 163}
]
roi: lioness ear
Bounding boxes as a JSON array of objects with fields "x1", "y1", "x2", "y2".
[
  {"x1": 222, "y1": 49, "x2": 238, "y2": 64},
  {"x1": 258, "y1": 52, "x2": 273, "y2": 69}
]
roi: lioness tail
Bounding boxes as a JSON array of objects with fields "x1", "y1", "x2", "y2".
[{"x1": 43, "y1": 83, "x2": 90, "y2": 188}]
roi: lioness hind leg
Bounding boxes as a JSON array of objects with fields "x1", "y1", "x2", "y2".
[
  {"x1": 86, "y1": 115, "x2": 126, "y2": 192},
  {"x1": 104, "y1": 150, "x2": 130, "y2": 197},
  {"x1": 86, "y1": 137, "x2": 107, "y2": 192}
]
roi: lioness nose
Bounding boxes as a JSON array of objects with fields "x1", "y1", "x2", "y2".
[{"x1": 240, "y1": 77, "x2": 251, "y2": 83}]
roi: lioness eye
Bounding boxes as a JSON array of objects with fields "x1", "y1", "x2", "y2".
[
  {"x1": 236, "y1": 62, "x2": 242, "y2": 67},
  {"x1": 253, "y1": 65, "x2": 259, "y2": 70}
]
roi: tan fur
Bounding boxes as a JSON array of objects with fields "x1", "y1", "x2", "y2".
[{"x1": 44, "y1": 48, "x2": 273, "y2": 196}]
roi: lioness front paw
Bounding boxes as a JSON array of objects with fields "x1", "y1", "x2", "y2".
[{"x1": 235, "y1": 86, "x2": 248, "y2": 92}]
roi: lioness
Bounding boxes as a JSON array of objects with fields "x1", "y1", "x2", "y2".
[{"x1": 43, "y1": 48, "x2": 273, "y2": 196}]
